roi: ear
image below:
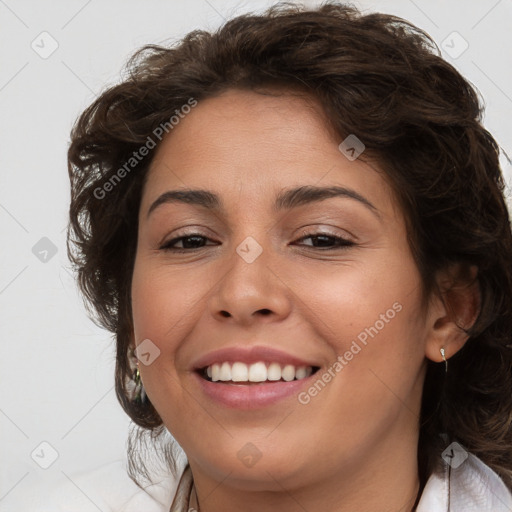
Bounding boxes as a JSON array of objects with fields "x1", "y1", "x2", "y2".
[{"x1": 424, "y1": 263, "x2": 480, "y2": 363}]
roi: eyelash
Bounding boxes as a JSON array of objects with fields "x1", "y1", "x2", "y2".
[{"x1": 159, "y1": 230, "x2": 355, "y2": 253}]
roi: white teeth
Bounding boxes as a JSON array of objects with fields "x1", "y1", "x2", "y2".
[
  {"x1": 205, "y1": 361, "x2": 314, "y2": 383},
  {"x1": 248, "y1": 362, "x2": 267, "y2": 382},
  {"x1": 267, "y1": 362, "x2": 282, "y2": 381},
  {"x1": 219, "y1": 362, "x2": 231, "y2": 381},
  {"x1": 281, "y1": 364, "x2": 295, "y2": 382},
  {"x1": 231, "y1": 362, "x2": 248, "y2": 382},
  {"x1": 295, "y1": 366, "x2": 307, "y2": 379}
]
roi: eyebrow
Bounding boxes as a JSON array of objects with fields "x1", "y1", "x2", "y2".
[{"x1": 146, "y1": 185, "x2": 380, "y2": 219}]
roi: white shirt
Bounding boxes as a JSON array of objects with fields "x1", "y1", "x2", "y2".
[{"x1": 24, "y1": 452, "x2": 512, "y2": 511}]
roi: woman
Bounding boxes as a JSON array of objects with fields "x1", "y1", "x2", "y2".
[{"x1": 57, "y1": 1, "x2": 512, "y2": 510}]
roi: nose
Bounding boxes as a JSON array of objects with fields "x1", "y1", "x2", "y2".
[{"x1": 207, "y1": 239, "x2": 292, "y2": 327}]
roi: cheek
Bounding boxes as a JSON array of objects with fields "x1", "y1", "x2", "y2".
[
  {"x1": 294, "y1": 252, "x2": 428, "y2": 430},
  {"x1": 295, "y1": 252, "x2": 425, "y2": 357},
  {"x1": 132, "y1": 260, "x2": 200, "y2": 337},
  {"x1": 288, "y1": 260, "x2": 426, "y2": 450},
  {"x1": 130, "y1": 260, "x2": 211, "y2": 411}
]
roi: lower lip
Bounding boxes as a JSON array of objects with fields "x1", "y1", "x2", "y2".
[{"x1": 193, "y1": 371, "x2": 318, "y2": 409}]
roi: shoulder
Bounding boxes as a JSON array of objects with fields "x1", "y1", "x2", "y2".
[
  {"x1": 417, "y1": 451, "x2": 512, "y2": 512},
  {"x1": 25, "y1": 458, "x2": 186, "y2": 512}
]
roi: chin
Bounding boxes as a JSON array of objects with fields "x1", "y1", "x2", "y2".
[{"x1": 189, "y1": 443, "x2": 314, "y2": 491}]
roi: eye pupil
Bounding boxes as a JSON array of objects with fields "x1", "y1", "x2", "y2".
[
  {"x1": 182, "y1": 236, "x2": 205, "y2": 248},
  {"x1": 313, "y1": 235, "x2": 333, "y2": 247}
]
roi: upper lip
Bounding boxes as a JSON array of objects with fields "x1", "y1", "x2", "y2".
[{"x1": 192, "y1": 345, "x2": 321, "y2": 370}]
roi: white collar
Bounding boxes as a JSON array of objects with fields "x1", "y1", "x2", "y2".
[{"x1": 416, "y1": 452, "x2": 512, "y2": 511}]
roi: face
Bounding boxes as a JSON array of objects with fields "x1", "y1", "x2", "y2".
[{"x1": 131, "y1": 88, "x2": 432, "y2": 491}]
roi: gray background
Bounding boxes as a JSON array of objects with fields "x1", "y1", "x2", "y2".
[{"x1": 1, "y1": 0, "x2": 511, "y2": 509}]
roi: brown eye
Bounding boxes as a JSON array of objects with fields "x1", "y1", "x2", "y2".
[
  {"x1": 160, "y1": 234, "x2": 216, "y2": 252},
  {"x1": 295, "y1": 232, "x2": 355, "y2": 250}
]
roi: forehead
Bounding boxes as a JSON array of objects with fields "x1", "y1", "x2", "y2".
[{"x1": 141, "y1": 88, "x2": 397, "y2": 217}]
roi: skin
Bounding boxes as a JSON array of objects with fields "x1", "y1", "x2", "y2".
[{"x1": 130, "y1": 87, "x2": 479, "y2": 512}]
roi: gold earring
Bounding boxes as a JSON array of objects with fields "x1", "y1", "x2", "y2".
[{"x1": 132, "y1": 363, "x2": 147, "y2": 404}]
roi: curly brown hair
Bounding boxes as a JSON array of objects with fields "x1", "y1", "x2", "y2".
[{"x1": 67, "y1": 0, "x2": 512, "y2": 492}]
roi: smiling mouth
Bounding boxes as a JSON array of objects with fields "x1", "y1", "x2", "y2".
[{"x1": 198, "y1": 361, "x2": 321, "y2": 384}]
